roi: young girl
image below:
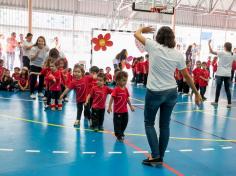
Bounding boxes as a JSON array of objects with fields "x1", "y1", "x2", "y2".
[
  {"x1": 108, "y1": 71, "x2": 135, "y2": 142},
  {"x1": 105, "y1": 67, "x2": 112, "y2": 84},
  {"x1": 18, "y1": 67, "x2": 29, "y2": 91},
  {"x1": 0, "y1": 70, "x2": 13, "y2": 91},
  {"x1": 60, "y1": 65, "x2": 92, "y2": 126},
  {"x1": 192, "y1": 60, "x2": 202, "y2": 91},
  {"x1": 212, "y1": 56, "x2": 218, "y2": 79},
  {"x1": 57, "y1": 58, "x2": 69, "y2": 102},
  {"x1": 85, "y1": 73, "x2": 112, "y2": 131},
  {"x1": 199, "y1": 62, "x2": 210, "y2": 101},
  {"x1": 46, "y1": 62, "x2": 62, "y2": 111},
  {"x1": 183, "y1": 61, "x2": 191, "y2": 95}
]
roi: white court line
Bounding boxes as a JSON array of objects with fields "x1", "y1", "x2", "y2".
[
  {"x1": 222, "y1": 146, "x2": 233, "y2": 150},
  {"x1": 25, "y1": 150, "x2": 40, "y2": 153},
  {"x1": 179, "y1": 149, "x2": 193, "y2": 152},
  {"x1": 165, "y1": 150, "x2": 170, "y2": 153},
  {"x1": 0, "y1": 148, "x2": 14, "y2": 152},
  {"x1": 201, "y1": 148, "x2": 215, "y2": 151},
  {"x1": 108, "y1": 151, "x2": 122, "y2": 154},
  {"x1": 52, "y1": 151, "x2": 69, "y2": 154},
  {"x1": 82, "y1": 152, "x2": 96, "y2": 154},
  {"x1": 133, "y1": 151, "x2": 149, "y2": 154}
]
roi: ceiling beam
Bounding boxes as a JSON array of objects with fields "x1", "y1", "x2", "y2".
[{"x1": 209, "y1": 0, "x2": 220, "y2": 13}]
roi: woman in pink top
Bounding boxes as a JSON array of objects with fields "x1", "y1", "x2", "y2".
[{"x1": 6, "y1": 32, "x2": 18, "y2": 70}]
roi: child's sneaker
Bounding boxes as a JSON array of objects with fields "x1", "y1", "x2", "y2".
[
  {"x1": 38, "y1": 92, "x2": 44, "y2": 97},
  {"x1": 227, "y1": 104, "x2": 232, "y2": 108},
  {"x1": 42, "y1": 97, "x2": 47, "y2": 101},
  {"x1": 74, "y1": 120, "x2": 80, "y2": 126},
  {"x1": 30, "y1": 94, "x2": 36, "y2": 99},
  {"x1": 58, "y1": 107, "x2": 62, "y2": 111},
  {"x1": 64, "y1": 97, "x2": 69, "y2": 102},
  {"x1": 51, "y1": 107, "x2": 56, "y2": 111}
]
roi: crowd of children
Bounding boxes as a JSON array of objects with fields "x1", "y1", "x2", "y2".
[
  {"x1": 175, "y1": 57, "x2": 219, "y2": 101},
  {"x1": 0, "y1": 55, "x2": 136, "y2": 142},
  {"x1": 131, "y1": 54, "x2": 149, "y2": 86}
]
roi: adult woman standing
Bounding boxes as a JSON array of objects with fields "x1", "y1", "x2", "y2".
[
  {"x1": 29, "y1": 36, "x2": 49, "y2": 99},
  {"x1": 114, "y1": 49, "x2": 128, "y2": 70},
  {"x1": 134, "y1": 26, "x2": 202, "y2": 166},
  {"x1": 209, "y1": 40, "x2": 236, "y2": 108}
]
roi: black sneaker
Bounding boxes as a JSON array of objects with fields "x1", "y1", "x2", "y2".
[{"x1": 142, "y1": 157, "x2": 163, "y2": 166}]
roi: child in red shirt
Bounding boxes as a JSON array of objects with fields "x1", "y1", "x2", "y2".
[
  {"x1": 183, "y1": 60, "x2": 191, "y2": 95},
  {"x1": 84, "y1": 66, "x2": 99, "y2": 126},
  {"x1": 192, "y1": 60, "x2": 202, "y2": 91},
  {"x1": 18, "y1": 67, "x2": 29, "y2": 91},
  {"x1": 143, "y1": 54, "x2": 149, "y2": 86},
  {"x1": 105, "y1": 66, "x2": 112, "y2": 84},
  {"x1": 0, "y1": 59, "x2": 6, "y2": 82},
  {"x1": 85, "y1": 73, "x2": 113, "y2": 131},
  {"x1": 46, "y1": 62, "x2": 62, "y2": 111},
  {"x1": 206, "y1": 56, "x2": 211, "y2": 78},
  {"x1": 12, "y1": 67, "x2": 21, "y2": 81},
  {"x1": 231, "y1": 60, "x2": 236, "y2": 83},
  {"x1": 108, "y1": 71, "x2": 135, "y2": 142},
  {"x1": 112, "y1": 68, "x2": 120, "y2": 86},
  {"x1": 212, "y1": 56, "x2": 218, "y2": 79},
  {"x1": 174, "y1": 68, "x2": 183, "y2": 94},
  {"x1": 199, "y1": 62, "x2": 210, "y2": 101},
  {"x1": 60, "y1": 65, "x2": 93, "y2": 126},
  {"x1": 131, "y1": 57, "x2": 138, "y2": 83}
]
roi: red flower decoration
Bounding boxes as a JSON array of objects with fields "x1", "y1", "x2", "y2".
[{"x1": 92, "y1": 33, "x2": 113, "y2": 51}]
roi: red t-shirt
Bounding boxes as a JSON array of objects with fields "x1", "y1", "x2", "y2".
[
  {"x1": 212, "y1": 60, "x2": 218, "y2": 72},
  {"x1": 19, "y1": 77, "x2": 28, "y2": 87},
  {"x1": 112, "y1": 86, "x2": 130, "y2": 113},
  {"x1": 87, "y1": 76, "x2": 97, "y2": 95},
  {"x1": 105, "y1": 73, "x2": 112, "y2": 82},
  {"x1": 144, "y1": 60, "x2": 149, "y2": 74},
  {"x1": 174, "y1": 68, "x2": 183, "y2": 80},
  {"x1": 207, "y1": 60, "x2": 211, "y2": 68},
  {"x1": 136, "y1": 62, "x2": 143, "y2": 74},
  {"x1": 90, "y1": 85, "x2": 113, "y2": 109},
  {"x1": 0, "y1": 66, "x2": 6, "y2": 81},
  {"x1": 12, "y1": 73, "x2": 20, "y2": 81},
  {"x1": 232, "y1": 61, "x2": 236, "y2": 71},
  {"x1": 40, "y1": 68, "x2": 51, "y2": 76},
  {"x1": 66, "y1": 72, "x2": 73, "y2": 86},
  {"x1": 199, "y1": 69, "x2": 210, "y2": 87},
  {"x1": 47, "y1": 70, "x2": 62, "y2": 91},
  {"x1": 69, "y1": 76, "x2": 92, "y2": 103},
  {"x1": 192, "y1": 67, "x2": 202, "y2": 84}
]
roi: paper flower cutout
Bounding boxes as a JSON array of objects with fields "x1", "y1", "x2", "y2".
[{"x1": 92, "y1": 33, "x2": 113, "y2": 51}]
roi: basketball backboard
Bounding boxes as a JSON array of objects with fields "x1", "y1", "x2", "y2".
[{"x1": 132, "y1": 0, "x2": 175, "y2": 14}]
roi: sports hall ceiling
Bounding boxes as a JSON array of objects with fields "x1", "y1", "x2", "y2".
[{"x1": 0, "y1": 0, "x2": 236, "y2": 30}]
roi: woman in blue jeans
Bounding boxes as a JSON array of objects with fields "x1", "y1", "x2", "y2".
[
  {"x1": 134, "y1": 26, "x2": 202, "y2": 166},
  {"x1": 208, "y1": 40, "x2": 236, "y2": 108}
]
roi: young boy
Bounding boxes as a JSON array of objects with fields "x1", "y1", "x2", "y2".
[
  {"x1": 108, "y1": 71, "x2": 135, "y2": 142},
  {"x1": 105, "y1": 67, "x2": 112, "y2": 84},
  {"x1": 199, "y1": 62, "x2": 210, "y2": 101},
  {"x1": 46, "y1": 62, "x2": 62, "y2": 111},
  {"x1": 85, "y1": 73, "x2": 112, "y2": 131},
  {"x1": 84, "y1": 66, "x2": 99, "y2": 126}
]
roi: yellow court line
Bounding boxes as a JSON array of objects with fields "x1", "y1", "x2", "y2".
[{"x1": 1, "y1": 114, "x2": 236, "y2": 143}]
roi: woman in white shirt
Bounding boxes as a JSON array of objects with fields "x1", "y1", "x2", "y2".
[
  {"x1": 29, "y1": 36, "x2": 49, "y2": 99},
  {"x1": 208, "y1": 40, "x2": 236, "y2": 108},
  {"x1": 134, "y1": 26, "x2": 202, "y2": 166}
]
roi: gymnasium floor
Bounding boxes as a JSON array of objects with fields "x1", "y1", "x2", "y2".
[{"x1": 0, "y1": 81, "x2": 236, "y2": 176}]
